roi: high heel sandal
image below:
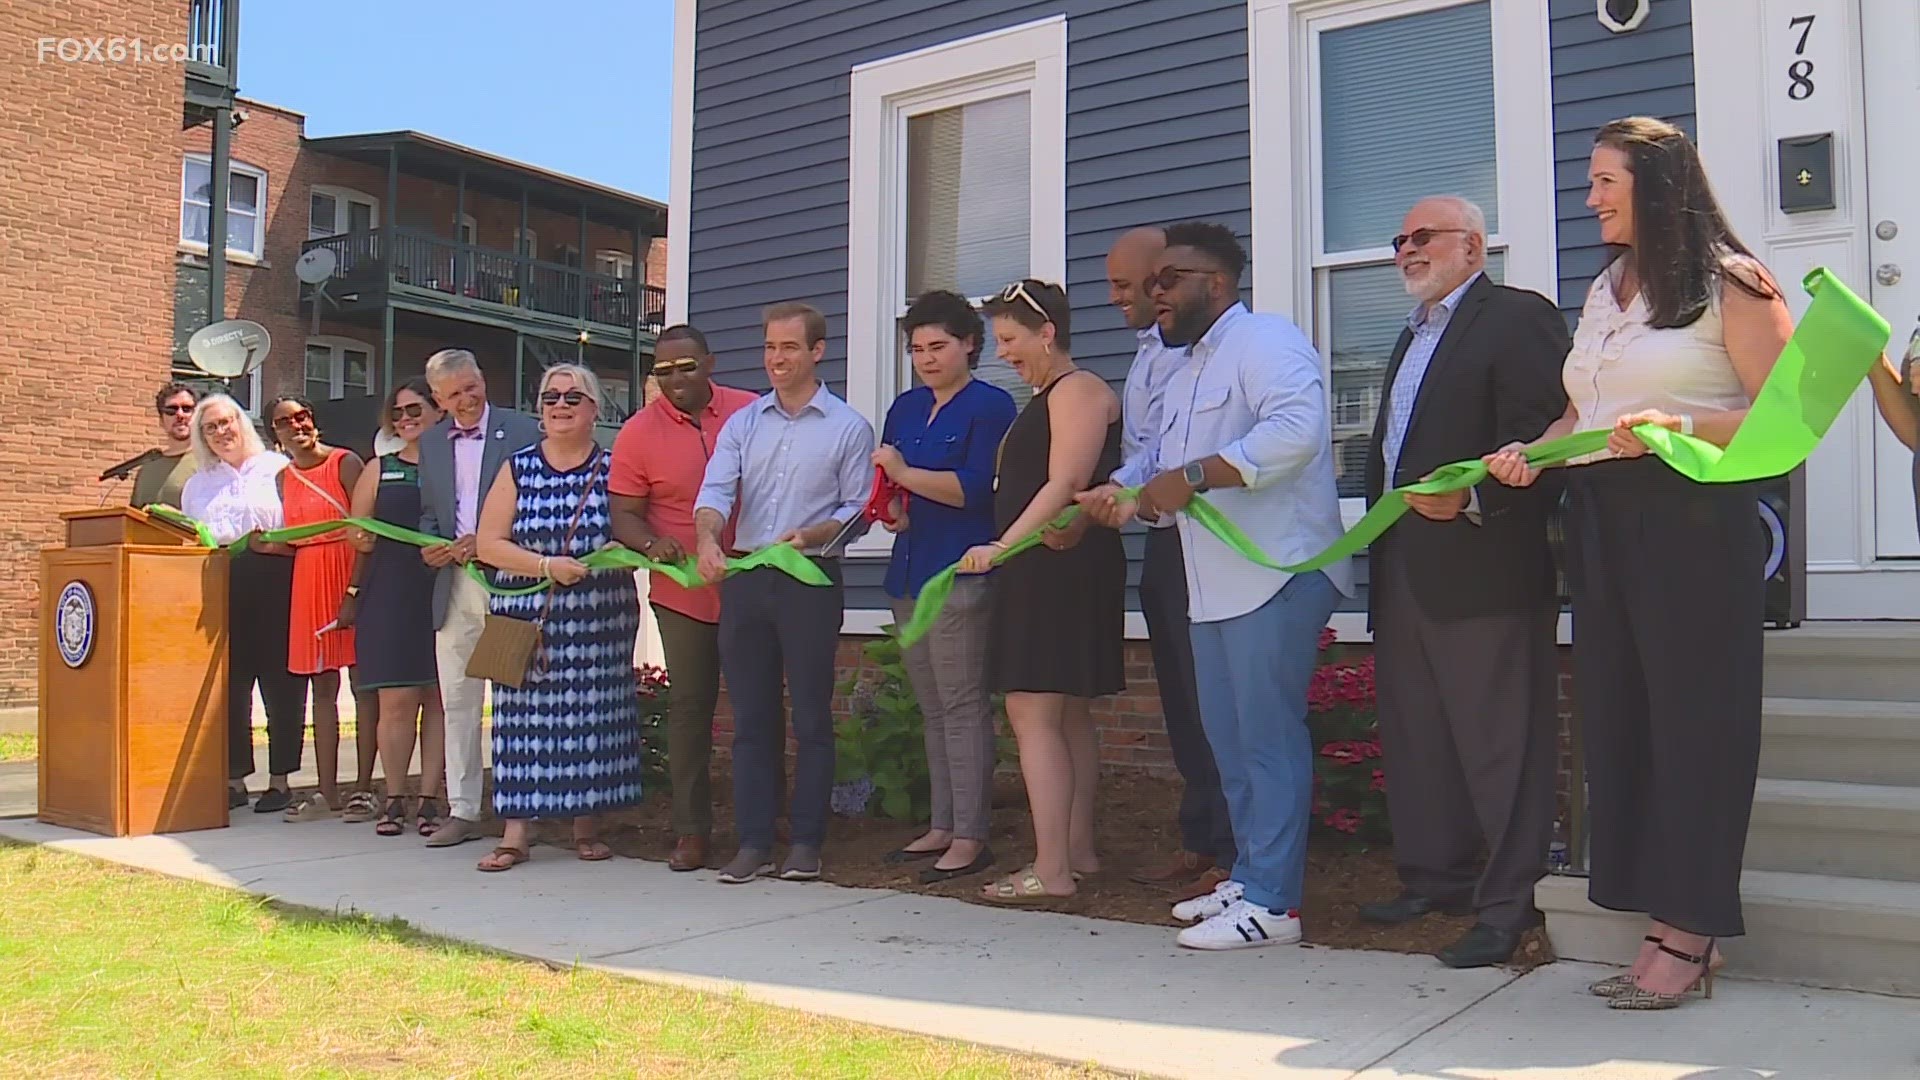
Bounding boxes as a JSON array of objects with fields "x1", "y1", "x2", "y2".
[
  {"x1": 1588, "y1": 935, "x2": 1661, "y2": 997},
  {"x1": 1608, "y1": 939, "x2": 1717, "y2": 1010}
]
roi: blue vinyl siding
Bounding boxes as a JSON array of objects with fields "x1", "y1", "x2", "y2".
[
  {"x1": 1548, "y1": 0, "x2": 1696, "y2": 317},
  {"x1": 685, "y1": 0, "x2": 1251, "y2": 612}
]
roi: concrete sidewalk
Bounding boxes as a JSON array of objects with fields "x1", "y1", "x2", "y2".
[{"x1": 2, "y1": 801, "x2": 1914, "y2": 1079}]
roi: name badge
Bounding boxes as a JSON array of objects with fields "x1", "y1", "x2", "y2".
[{"x1": 382, "y1": 470, "x2": 407, "y2": 481}]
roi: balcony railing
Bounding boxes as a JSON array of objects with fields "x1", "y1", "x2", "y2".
[
  {"x1": 302, "y1": 227, "x2": 666, "y2": 334},
  {"x1": 186, "y1": 0, "x2": 237, "y2": 84}
]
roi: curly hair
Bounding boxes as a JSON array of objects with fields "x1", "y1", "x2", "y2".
[
  {"x1": 901, "y1": 289, "x2": 985, "y2": 368},
  {"x1": 154, "y1": 381, "x2": 201, "y2": 415},
  {"x1": 1163, "y1": 221, "x2": 1248, "y2": 282}
]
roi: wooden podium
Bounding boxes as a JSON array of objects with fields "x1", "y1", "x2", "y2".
[{"x1": 39, "y1": 506, "x2": 230, "y2": 836}]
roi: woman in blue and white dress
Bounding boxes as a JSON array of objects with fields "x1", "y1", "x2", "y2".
[{"x1": 474, "y1": 363, "x2": 643, "y2": 872}]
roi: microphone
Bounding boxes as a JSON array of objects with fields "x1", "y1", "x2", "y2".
[{"x1": 99, "y1": 448, "x2": 165, "y2": 483}]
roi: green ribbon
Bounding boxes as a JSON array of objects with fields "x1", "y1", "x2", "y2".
[
  {"x1": 894, "y1": 267, "x2": 1891, "y2": 649},
  {"x1": 143, "y1": 506, "x2": 831, "y2": 595}
]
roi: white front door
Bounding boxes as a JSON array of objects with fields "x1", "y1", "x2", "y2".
[{"x1": 1867, "y1": 0, "x2": 1920, "y2": 557}]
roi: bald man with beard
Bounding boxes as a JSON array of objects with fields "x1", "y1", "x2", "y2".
[{"x1": 1101, "y1": 226, "x2": 1236, "y2": 900}]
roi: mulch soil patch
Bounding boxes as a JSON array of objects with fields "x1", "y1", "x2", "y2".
[{"x1": 447, "y1": 764, "x2": 1551, "y2": 971}]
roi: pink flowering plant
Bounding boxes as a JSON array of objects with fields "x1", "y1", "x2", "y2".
[
  {"x1": 1307, "y1": 627, "x2": 1390, "y2": 847},
  {"x1": 634, "y1": 663, "x2": 672, "y2": 791}
]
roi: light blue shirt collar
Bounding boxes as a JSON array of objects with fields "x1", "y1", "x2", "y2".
[
  {"x1": 758, "y1": 382, "x2": 829, "y2": 419},
  {"x1": 1408, "y1": 271, "x2": 1482, "y2": 332}
]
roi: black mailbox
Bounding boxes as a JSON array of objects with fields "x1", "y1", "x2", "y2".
[{"x1": 1777, "y1": 134, "x2": 1836, "y2": 213}]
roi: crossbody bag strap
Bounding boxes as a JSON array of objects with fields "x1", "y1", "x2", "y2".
[
  {"x1": 532, "y1": 449, "x2": 606, "y2": 628},
  {"x1": 285, "y1": 456, "x2": 352, "y2": 517}
]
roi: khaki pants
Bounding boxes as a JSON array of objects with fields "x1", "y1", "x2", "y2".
[
  {"x1": 435, "y1": 571, "x2": 490, "y2": 822},
  {"x1": 652, "y1": 603, "x2": 720, "y2": 837}
]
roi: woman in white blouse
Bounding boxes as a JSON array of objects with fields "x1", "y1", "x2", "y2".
[
  {"x1": 1485, "y1": 117, "x2": 1794, "y2": 1012},
  {"x1": 181, "y1": 394, "x2": 309, "y2": 814}
]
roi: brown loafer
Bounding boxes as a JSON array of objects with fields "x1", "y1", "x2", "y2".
[
  {"x1": 1128, "y1": 850, "x2": 1215, "y2": 889},
  {"x1": 1171, "y1": 866, "x2": 1232, "y2": 903},
  {"x1": 668, "y1": 834, "x2": 708, "y2": 872}
]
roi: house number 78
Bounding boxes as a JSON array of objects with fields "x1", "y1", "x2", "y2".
[{"x1": 1787, "y1": 14, "x2": 1815, "y2": 100}]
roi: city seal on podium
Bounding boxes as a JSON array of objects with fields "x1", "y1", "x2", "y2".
[{"x1": 55, "y1": 580, "x2": 96, "y2": 668}]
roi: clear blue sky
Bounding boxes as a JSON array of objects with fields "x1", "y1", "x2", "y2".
[{"x1": 238, "y1": 0, "x2": 673, "y2": 201}]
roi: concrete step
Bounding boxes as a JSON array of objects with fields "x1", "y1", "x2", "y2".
[
  {"x1": 1763, "y1": 622, "x2": 1920, "y2": 701},
  {"x1": 1746, "y1": 779, "x2": 1920, "y2": 882},
  {"x1": 1538, "y1": 869, "x2": 1920, "y2": 997},
  {"x1": 1761, "y1": 697, "x2": 1920, "y2": 786}
]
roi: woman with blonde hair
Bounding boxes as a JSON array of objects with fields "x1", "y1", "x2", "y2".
[
  {"x1": 473, "y1": 364, "x2": 644, "y2": 871},
  {"x1": 180, "y1": 393, "x2": 308, "y2": 812},
  {"x1": 1486, "y1": 116, "x2": 1795, "y2": 1010}
]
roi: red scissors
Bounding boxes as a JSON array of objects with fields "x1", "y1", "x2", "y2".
[{"x1": 862, "y1": 464, "x2": 909, "y2": 526}]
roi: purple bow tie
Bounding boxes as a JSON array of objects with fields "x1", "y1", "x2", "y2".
[{"x1": 452, "y1": 425, "x2": 484, "y2": 441}]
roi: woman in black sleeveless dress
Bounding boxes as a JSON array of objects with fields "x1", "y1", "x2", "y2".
[
  {"x1": 342, "y1": 378, "x2": 448, "y2": 836},
  {"x1": 959, "y1": 280, "x2": 1126, "y2": 904}
]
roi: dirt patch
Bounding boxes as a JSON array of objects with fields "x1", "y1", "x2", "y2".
[{"x1": 465, "y1": 764, "x2": 1551, "y2": 972}]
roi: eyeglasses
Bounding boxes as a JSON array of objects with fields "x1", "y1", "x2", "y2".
[
  {"x1": 201, "y1": 415, "x2": 239, "y2": 435},
  {"x1": 1145, "y1": 265, "x2": 1212, "y2": 293},
  {"x1": 997, "y1": 280, "x2": 1051, "y2": 322},
  {"x1": 270, "y1": 409, "x2": 314, "y2": 429},
  {"x1": 539, "y1": 389, "x2": 592, "y2": 407},
  {"x1": 1391, "y1": 228, "x2": 1471, "y2": 253},
  {"x1": 389, "y1": 402, "x2": 427, "y2": 421},
  {"x1": 159, "y1": 403, "x2": 195, "y2": 416},
  {"x1": 652, "y1": 357, "x2": 699, "y2": 377}
]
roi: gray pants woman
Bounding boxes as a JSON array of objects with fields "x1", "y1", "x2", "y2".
[{"x1": 888, "y1": 577, "x2": 997, "y2": 880}]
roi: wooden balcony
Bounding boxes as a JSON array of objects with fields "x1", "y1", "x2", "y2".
[{"x1": 300, "y1": 227, "x2": 666, "y2": 347}]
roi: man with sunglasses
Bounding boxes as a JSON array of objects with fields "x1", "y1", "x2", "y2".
[
  {"x1": 1101, "y1": 227, "x2": 1237, "y2": 902},
  {"x1": 695, "y1": 301, "x2": 876, "y2": 885},
  {"x1": 608, "y1": 325, "x2": 758, "y2": 872},
  {"x1": 132, "y1": 382, "x2": 202, "y2": 509},
  {"x1": 1078, "y1": 221, "x2": 1354, "y2": 951},
  {"x1": 416, "y1": 348, "x2": 544, "y2": 849},
  {"x1": 1356, "y1": 196, "x2": 1570, "y2": 968}
]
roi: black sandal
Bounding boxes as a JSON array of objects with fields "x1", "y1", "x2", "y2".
[
  {"x1": 416, "y1": 797, "x2": 444, "y2": 837},
  {"x1": 374, "y1": 795, "x2": 409, "y2": 836}
]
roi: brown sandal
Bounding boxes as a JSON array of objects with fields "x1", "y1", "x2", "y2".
[
  {"x1": 575, "y1": 838, "x2": 612, "y2": 862},
  {"x1": 477, "y1": 845, "x2": 530, "y2": 872}
]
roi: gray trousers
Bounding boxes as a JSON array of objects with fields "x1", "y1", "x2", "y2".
[
  {"x1": 890, "y1": 576, "x2": 996, "y2": 841},
  {"x1": 1373, "y1": 549, "x2": 1559, "y2": 930}
]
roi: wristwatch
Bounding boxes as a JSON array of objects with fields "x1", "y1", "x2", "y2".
[{"x1": 1183, "y1": 460, "x2": 1210, "y2": 493}]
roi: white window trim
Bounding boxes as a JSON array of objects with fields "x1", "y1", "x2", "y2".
[
  {"x1": 515, "y1": 227, "x2": 539, "y2": 258},
  {"x1": 304, "y1": 335, "x2": 378, "y2": 402},
  {"x1": 596, "y1": 248, "x2": 634, "y2": 280},
  {"x1": 1248, "y1": 0, "x2": 1556, "y2": 523},
  {"x1": 179, "y1": 153, "x2": 268, "y2": 262},
  {"x1": 846, "y1": 15, "x2": 1067, "y2": 558},
  {"x1": 667, "y1": 0, "x2": 696, "y2": 323},
  {"x1": 308, "y1": 184, "x2": 380, "y2": 238},
  {"x1": 456, "y1": 212, "x2": 478, "y2": 244}
]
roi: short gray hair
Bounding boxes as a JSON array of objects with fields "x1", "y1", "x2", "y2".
[
  {"x1": 189, "y1": 393, "x2": 265, "y2": 470},
  {"x1": 1428, "y1": 195, "x2": 1488, "y2": 240},
  {"x1": 424, "y1": 348, "x2": 482, "y2": 385},
  {"x1": 537, "y1": 363, "x2": 603, "y2": 414}
]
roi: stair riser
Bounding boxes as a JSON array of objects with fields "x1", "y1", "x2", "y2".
[
  {"x1": 1763, "y1": 657, "x2": 1920, "y2": 702},
  {"x1": 1744, "y1": 818, "x2": 1920, "y2": 882},
  {"x1": 1759, "y1": 738, "x2": 1920, "y2": 786}
]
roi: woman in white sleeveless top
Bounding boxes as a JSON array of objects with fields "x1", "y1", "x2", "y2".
[{"x1": 1485, "y1": 117, "x2": 1795, "y2": 1011}]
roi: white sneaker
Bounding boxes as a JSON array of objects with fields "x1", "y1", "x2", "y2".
[
  {"x1": 1171, "y1": 878, "x2": 1244, "y2": 922},
  {"x1": 1176, "y1": 900, "x2": 1302, "y2": 951}
]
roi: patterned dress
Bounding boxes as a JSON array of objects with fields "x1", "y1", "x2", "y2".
[{"x1": 488, "y1": 444, "x2": 644, "y2": 819}]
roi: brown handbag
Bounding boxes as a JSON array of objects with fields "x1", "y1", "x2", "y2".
[{"x1": 464, "y1": 452, "x2": 604, "y2": 689}]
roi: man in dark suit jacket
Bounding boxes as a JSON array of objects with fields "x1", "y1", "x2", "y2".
[
  {"x1": 415, "y1": 348, "x2": 543, "y2": 847},
  {"x1": 1358, "y1": 196, "x2": 1571, "y2": 968}
]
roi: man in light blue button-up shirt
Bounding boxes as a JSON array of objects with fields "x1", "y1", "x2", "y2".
[
  {"x1": 1102, "y1": 227, "x2": 1236, "y2": 895},
  {"x1": 694, "y1": 302, "x2": 876, "y2": 885},
  {"x1": 1081, "y1": 222, "x2": 1353, "y2": 952}
]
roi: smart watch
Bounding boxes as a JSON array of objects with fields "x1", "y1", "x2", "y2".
[{"x1": 1183, "y1": 460, "x2": 1210, "y2": 493}]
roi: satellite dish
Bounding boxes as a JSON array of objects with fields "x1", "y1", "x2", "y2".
[
  {"x1": 295, "y1": 247, "x2": 337, "y2": 284},
  {"x1": 186, "y1": 319, "x2": 270, "y2": 379}
]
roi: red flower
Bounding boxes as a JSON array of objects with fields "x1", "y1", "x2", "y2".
[
  {"x1": 1318, "y1": 625, "x2": 1337, "y2": 651},
  {"x1": 1370, "y1": 769, "x2": 1386, "y2": 792},
  {"x1": 1319, "y1": 740, "x2": 1365, "y2": 765},
  {"x1": 1324, "y1": 808, "x2": 1362, "y2": 834}
]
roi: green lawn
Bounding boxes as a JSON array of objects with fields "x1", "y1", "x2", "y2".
[
  {"x1": 0, "y1": 843, "x2": 1117, "y2": 1079},
  {"x1": 0, "y1": 734, "x2": 33, "y2": 762}
]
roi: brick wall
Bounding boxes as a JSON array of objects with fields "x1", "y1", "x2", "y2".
[{"x1": 0, "y1": 1, "x2": 184, "y2": 706}]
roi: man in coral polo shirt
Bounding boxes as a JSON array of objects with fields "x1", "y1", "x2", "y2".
[{"x1": 609, "y1": 325, "x2": 759, "y2": 871}]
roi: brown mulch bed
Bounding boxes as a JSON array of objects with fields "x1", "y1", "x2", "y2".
[{"x1": 463, "y1": 764, "x2": 1550, "y2": 971}]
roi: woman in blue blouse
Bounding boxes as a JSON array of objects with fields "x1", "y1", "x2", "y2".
[{"x1": 874, "y1": 289, "x2": 1019, "y2": 883}]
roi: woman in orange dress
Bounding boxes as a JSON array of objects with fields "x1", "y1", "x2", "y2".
[{"x1": 269, "y1": 396, "x2": 367, "y2": 821}]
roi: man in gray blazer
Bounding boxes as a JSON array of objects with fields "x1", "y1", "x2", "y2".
[{"x1": 416, "y1": 348, "x2": 543, "y2": 847}]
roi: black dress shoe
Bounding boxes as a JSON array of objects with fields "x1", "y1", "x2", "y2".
[
  {"x1": 1357, "y1": 891, "x2": 1470, "y2": 925},
  {"x1": 1437, "y1": 923, "x2": 1523, "y2": 969}
]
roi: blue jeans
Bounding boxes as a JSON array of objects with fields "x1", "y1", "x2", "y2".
[{"x1": 1188, "y1": 571, "x2": 1339, "y2": 913}]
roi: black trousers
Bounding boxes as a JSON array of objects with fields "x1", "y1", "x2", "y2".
[
  {"x1": 1566, "y1": 458, "x2": 1764, "y2": 938},
  {"x1": 653, "y1": 602, "x2": 720, "y2": 837},
  {"x1": 227, "y1": 549, "x2": 308, "y2": 781},
  {"x1": 1373, "y1": 546, "x2": 1559, "y2": 930},
  {"x1": 719, "y1": 559, "x2": 843, "y2": 849},
  {"x1": 1139, "y1": 526, "x2": 1235, "y2": 866}
]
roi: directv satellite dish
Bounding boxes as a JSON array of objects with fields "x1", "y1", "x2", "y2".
[
  {"x1": 186, "y1": 319, "x2": 270, "y2": 379},
  {"x1": 295, "y1": 246, "x2": 337, "y2": 284}
]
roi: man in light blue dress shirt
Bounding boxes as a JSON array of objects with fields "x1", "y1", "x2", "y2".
[
  {"x1": 1081, "y1": 222, "x2": 1354, "y2": 951},
  {"x1": 695, "y1": 301, "x2": 876, "y2": 884},
  {"x1": 1102, "y1": 227, "x2": 1237, "y2": 899}
]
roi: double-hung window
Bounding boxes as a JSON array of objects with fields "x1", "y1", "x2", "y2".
[
  {"x1": 305, "y1": 337, "x2": 375, "y2": 401},
  {"x1": 180, "y1": 154, "x2": 267, "y2": 260}
]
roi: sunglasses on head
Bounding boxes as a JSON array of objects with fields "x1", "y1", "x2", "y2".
[
  {"x1": 997, "y1": 280, "x2": 1051, "y2": 322},
  {"x1": 540, "y1": 389, "x2": 591, "y2": 407},
  {"x1": 271, "y1": 408, "x2": 314, "y2": 429},
  {"x1": 1391, "y1": 227, "x2": 1470, "y2": 253},
  {"x1": 389, "y1": 402, "x2": 427, "y2": 421},
  {"x1": 652, "y1": 357, "x2": 699, "y2": 377}
]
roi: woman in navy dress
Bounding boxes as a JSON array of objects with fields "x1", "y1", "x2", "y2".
[
  {"x1": 473, "y1": 363, "x2": 643, "y2": 871},
  {"x1": 341, "y1": 376, "x2": 448, "y2": 836}
]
